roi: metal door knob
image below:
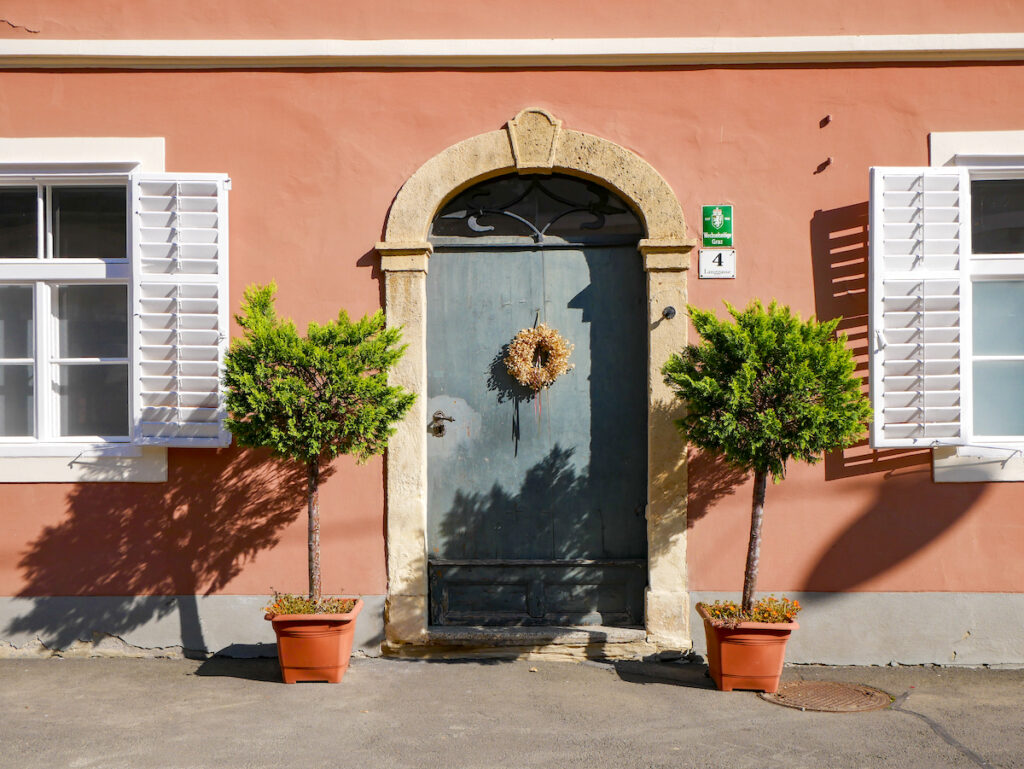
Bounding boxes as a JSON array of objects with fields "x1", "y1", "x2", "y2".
[{"x1": 429, "y1": 410, "x2": 455, "y2": 437}]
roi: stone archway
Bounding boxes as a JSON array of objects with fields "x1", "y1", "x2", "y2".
[{"x1": 377, "y1": 108, "x2": 694, "y2": 654}]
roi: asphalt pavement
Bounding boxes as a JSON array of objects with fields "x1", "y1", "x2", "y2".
[{"x1": 0, "y1": 657, "x2": 1021, "y2": 768}]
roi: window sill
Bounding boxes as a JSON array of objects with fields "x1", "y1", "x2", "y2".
[
  {"x1": 0, "y1": 442, "x2": 139, "y2": 458},
  {"x1": 0, "y1": 445, "x2": 167, "y2": 483},
  {"x1": 933, "y1": 446, "x2": 1024, "y2": 483}
]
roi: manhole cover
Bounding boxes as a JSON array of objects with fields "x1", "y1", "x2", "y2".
[{"x1": 760, "y1": 681, "x2": 892, "y2": 712}]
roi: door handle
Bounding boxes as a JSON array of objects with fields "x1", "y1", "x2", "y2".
[{"x1": 429, "y1": 410, "x2": 455, "y2": 437}]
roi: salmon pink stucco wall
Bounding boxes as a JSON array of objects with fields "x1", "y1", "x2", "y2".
[
  {"x1": 1, "y1": 63, "x2": 1024, "y2": 601},
  {"x1": 1, "y1": 0, "x2": 1022, "y2": 39},
  {"x1": 0, "y1": 450, "x2": 385, "y2": 599}
]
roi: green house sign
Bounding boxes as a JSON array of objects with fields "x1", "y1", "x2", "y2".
[{"x1": 702, "y1": 204, "x2": 733, "y2": 247}]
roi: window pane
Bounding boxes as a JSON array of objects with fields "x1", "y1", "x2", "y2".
[
  {"x1": 58, "y1": 364, "x2": 129, "y2": 436},
  {"x1": 0, "y1": 188, "x2": 37, "y2": 258},
  {"x1": 973, "y1": 281, "x2": 1024, "y2": 355},
  {"x1": 972, "y1": 179, "x2": 1024, "y2": 254},
  {"x1": 58, "y1": 284, "x2": 128, "y2": 358},
  {"x1": 52, "y1": 186, "x2": 127, "y2": 259},
  {"x1": 0, "y1": 285, "x2": 33, "y2": 358},
  {"x1": 974, "y1": 360, "x2": 1024, "y2": 435},
  {"x1": 0, "y1": 364, "x2": 33, "y2": 436}
]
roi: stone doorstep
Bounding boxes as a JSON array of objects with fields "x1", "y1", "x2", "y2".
[{"x1": 381, "y1": 625, "x2": 665, "y2": 661}]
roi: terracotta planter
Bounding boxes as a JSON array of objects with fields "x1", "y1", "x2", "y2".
[
  {"x1": 697, "y1": 602, "x2": 798, "y2": 693},
  {"x1": 266, "y1": 599, "x2": 363, "y2": 684}
]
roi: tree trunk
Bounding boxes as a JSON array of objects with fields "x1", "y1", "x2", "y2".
[
  {"x1": 741, "y1": 468, "x2": 768, "y2": 614},
  {"x1": 307, "y1": 461, "x2": 322, "y2": 601}
]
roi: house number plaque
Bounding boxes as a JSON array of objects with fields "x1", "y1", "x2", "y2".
[{"x1": 698, "y1": 248, "x2": 737, "y2": 279}]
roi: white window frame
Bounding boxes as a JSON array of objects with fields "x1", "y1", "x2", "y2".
[
  {"x1": 937, "y1": 166, "x2": 1024, "y2": 480},
  {"x1": 0, "y1": 176, "x2": 133, "y2": 452},
  {"x1": 960, "y1": 168, "x2": 1024, "y2": 448},
  {"x1": 872, "y1": 156, "x2": 1024, "y2": 450},
  {"x1": 0, "y1": 134, "x2": 230, "y2": 479},
  {"x1": 868, "y1": 132, "x2": 1024, "y2": 481}
]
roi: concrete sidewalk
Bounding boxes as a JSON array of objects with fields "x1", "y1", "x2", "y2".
[{"x1": 0, "y1": 657, "x2": 1021, "y2": 769}]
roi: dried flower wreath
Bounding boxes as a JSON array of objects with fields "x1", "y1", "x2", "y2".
[{"x1": 504, "y1": 324, "x2": 574, "y2": 391}]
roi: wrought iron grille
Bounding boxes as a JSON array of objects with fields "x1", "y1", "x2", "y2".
[{"x1": 430, "y1": 174, "x2": 643, "y2": 245}]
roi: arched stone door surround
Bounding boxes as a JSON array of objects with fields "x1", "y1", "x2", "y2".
[{"x1": 377, "y1": 109, "x2": 694, "y2": 652}]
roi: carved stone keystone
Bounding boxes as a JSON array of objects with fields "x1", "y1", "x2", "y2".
[{"x1": 507, "y1": 108, "x2": 562, "y2": 172}]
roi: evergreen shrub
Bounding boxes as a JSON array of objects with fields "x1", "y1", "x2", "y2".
[
  {"x1": 663, "y1": 301, "x2": 871, "y2": 619},
  {"x1": 224, "y1": 283, "x2": 414, "y2": 607}
]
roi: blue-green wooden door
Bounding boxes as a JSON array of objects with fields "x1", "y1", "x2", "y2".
[{"x1": 426, "y1": 175, "x2": 647, "y2": 626}]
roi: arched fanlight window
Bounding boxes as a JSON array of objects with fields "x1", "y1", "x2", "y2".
[{"x1": 430, "y1": 174, "x2": 643, "y2": 246}]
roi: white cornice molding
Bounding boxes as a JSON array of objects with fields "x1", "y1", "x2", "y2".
[{"x1": 2, "y1": 33, "x2": 1024, "y2": 69}]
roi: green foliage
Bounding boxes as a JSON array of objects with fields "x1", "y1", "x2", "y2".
[
  {"x1": 223, "y1": 283, "x2": 415, "y2": 466},
  {"x1": 663, "y1": 301, "x2": 871, "y2": 479},
  {"x1": 701, "y1": 595, "x2": 802, "y2": 625},
  {"x1": 263, "y1": 592, "x2": 357, "y2": 616}
]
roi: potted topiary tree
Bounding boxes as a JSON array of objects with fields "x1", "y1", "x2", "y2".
[
  {"x1": 223, "y1": 283, "x2": 414, "y2": 683},
  {"x1": 663, "y1": 301, "x2": 871, "y2": 692}
]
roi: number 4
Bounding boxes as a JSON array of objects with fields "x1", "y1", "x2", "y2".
[{"x1": 713, "y1": 253, "x2": 724, "y2": 266}]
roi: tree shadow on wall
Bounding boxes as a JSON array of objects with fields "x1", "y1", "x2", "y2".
[
  {"x1": 435, "y1": 444, "x2": 646, "y2": 628},
  {"x1": 805, "y1": 205, "x2": 986, "y2": 593},
  {"x1": 646, "y1": 381, "x2": 746, "y2": 533},
  {"x1": 6, "y1": 449, "x2": 318, "y2": 655},
  {"x1": 685, "y1": 448, "x2": 748, "y2": 530},
  {"x1": 438, "y1": 444, "x2": 592, "y2": 561},
  {"x1": 803, "y1": 461, "x2": 986, "y2": 592}
]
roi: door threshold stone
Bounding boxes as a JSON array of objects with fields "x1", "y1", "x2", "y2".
[{"x1": 427, "y1": 625, "x2": 647, "y2": 646}]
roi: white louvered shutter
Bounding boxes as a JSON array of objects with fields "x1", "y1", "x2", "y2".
[
  {"x1": 869, "y1": 167, "x2": 966, "y2": 448},
  {"x1": 131, "y1": 173, "x2": 231, "y2": 447}
]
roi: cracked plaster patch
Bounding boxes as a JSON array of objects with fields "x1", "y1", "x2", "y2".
[{"x1": 0, "y1": 633, "x2": 188, "y2": 659}]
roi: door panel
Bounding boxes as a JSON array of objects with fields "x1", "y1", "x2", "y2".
[
  {"x1": 426, "y1": 246, "x2": 647, "y2": 625},
  {"x1": 429, "y1": 563, "x2": 647, "y2": 626}
]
